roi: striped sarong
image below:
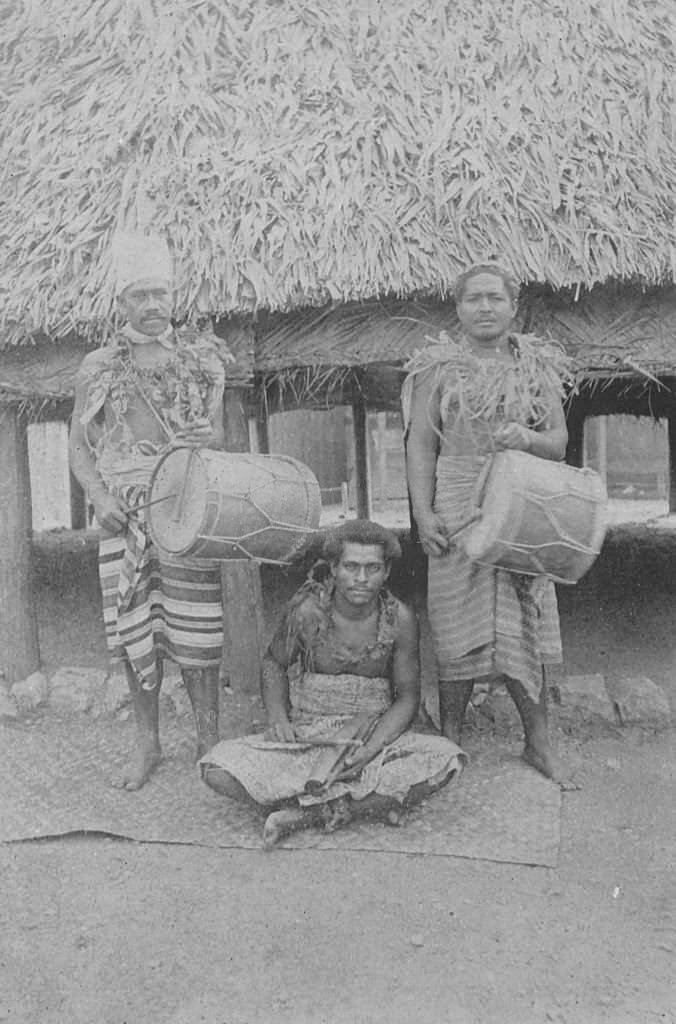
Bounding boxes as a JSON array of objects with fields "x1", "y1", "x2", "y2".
[
  {"x1": 429, "y1": 455, "x2": 562, "y2": 701},
  {"x1": 99, "y1": 530, "x2": 224, "y2": 689},
  {"x1": 200, "y1": 672, "x2": 466, "y2": 807},
  {"x1": 96, "y1": 450, "x2": 223, "y2": 689}
]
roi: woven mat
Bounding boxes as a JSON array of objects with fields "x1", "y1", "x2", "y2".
[{"x1": 0, "y1": 717, "x2": 560, "y2": 866}]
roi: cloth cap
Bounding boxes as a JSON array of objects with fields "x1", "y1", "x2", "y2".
[{"x1": 111, "y1": 230, "x2": 174, "y2": 295}]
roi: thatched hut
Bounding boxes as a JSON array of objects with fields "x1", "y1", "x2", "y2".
[{"x1": 1, "y1": 0, "x2": 674, "y2": 681}]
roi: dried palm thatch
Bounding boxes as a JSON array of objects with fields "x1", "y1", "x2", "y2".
[
  {"x1": 0, "y1": 0, "x2": 674, "y2": 349},
  {"x1": 256, "y1": 284, "x2": 676, "y2": 368}
]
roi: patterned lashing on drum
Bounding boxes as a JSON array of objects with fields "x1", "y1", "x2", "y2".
[
  {"x1": 429, "y1": 455, "x2": 562, "y2": 700},
  {"x1": 99, "y1": 532, "x2": 223, "y2": 687}
]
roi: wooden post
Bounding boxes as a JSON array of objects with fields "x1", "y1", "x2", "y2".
[
  {"x1": 70, "y1": 472, "x2": 87, "y2": 529},
  {"x1": 220, "y1": 560, "x2": 266, "y2": 694},
  {"x1": 220, "y1": 385, "x2": 266, "y2": 692},
  {"x1": 376, "y1": 411, "x2": 387, "y2": 509},
  {"x1": 565, "y1": 404, "x2": 585, "y2": 468},
  {"x1": 223, "y1": 387, "x2": 251, "y2": 454},
  {"x1": 666, "y1": 412, "x2": 676, "y2": 513},
  {"x1": 0, "y1": 405, "x2": 40, "y2": 683},
  {"x1": 352, "y1": 395, "x2": 371, "y2": 519},
  {"x1": 597, "y1": 416, "x2": 608, "y2": 489},
  {"x1": 255, "y1": 403, "x2": 270, "y2": 454}
]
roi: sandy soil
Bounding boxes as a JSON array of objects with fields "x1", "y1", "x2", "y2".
[{"x1": 3, "y1": 524, "x2": 676, "y2": 1024}]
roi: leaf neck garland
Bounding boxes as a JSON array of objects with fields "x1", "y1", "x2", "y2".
[
  {"x1": 402, "y1": 331, "x2": 574, "y2": 436},
  {"x1": 80, "y1": 325, "x2": 230, "y2": 453}
]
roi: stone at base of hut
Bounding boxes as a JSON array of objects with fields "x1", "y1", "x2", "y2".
[
  {"x1": 607, "y1": 675, "x2": 672, "y2": 728},
  {"x1": 552, "y1": 674, "x2": 617, "y2": 723},
  {"x1": 11, "y1": 671, "x2": 49, "y2": 712},
  {"x1": 49, "y1": 667, "x2": 107, "y2": 714},
  {"x1": 0, "y1": 678, "x2": 18, "y2": 719}
]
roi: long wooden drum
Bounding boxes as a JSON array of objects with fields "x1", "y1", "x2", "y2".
[
  {"x1": 147, "y1": 447, "x2": 321, "y2": 563},
  {"x1": 458, "y1": 450, "x2": 607, "y2": 584}
]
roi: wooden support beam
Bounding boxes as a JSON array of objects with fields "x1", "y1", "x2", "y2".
[
  {"x1": 667, "y1": 413, "x2": 676, "y2": 514},
  {"x1": 220, "y1": 560, "x2": 266, "y2": 694},
  {"x1": 255, "y1": 404, "x2": 270, "y2": 454},
  {"x1": 220, "y1": 383, "x2": 266, "y2": 692},
  {"x1": 352, "y1": 395, "x2": 371, "y2": 519},
  {"x1": 223, "y1": 386, "x2": 252, "y2": 453},
  {"x1": 375, "y1": 411, "x2": 387, "y2": 509},
  {"x1": 70, "y1": 472, "x2": 87, "y2": 529},
  {"x1": 565, "y1": 405, "x2": 585, "y2": 468},
  {"x1": 0, "y1": 406, "x2": 40, "y2": 683}
]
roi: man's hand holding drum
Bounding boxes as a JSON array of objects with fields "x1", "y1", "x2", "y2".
[
  {"x1": 88, "y1": 482, "x2": 130, "y2": 534},
  {"x1": 174, "y1": 416, "x2": 219, "y2": 448},
  {"x1": 492, "y1": 421, "x2": 532, "y2": 453},
  {"x1": 417, "y1": 511, "x2": 450, "y2": 558}
]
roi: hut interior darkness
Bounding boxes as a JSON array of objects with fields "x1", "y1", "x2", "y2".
[{"x1": 1, "y1": 0, "x2": 674, "y2": 683}]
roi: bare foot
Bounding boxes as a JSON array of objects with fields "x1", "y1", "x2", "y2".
[
  {"x1": 522, "y1": 743, "x2": 581, "y2": 791},
  {"x1": 263, "y1": 808, "x2": 313, "y2": 850},
  {"x1": 112, "y1": 741, "x2": 162, "y2": 791}
]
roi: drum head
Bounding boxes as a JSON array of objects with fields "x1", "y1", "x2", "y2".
[{"x1": 147, "y1": 448, "x2": 208, "y2": 554}]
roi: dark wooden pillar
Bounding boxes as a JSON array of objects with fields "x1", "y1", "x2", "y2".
[
  {"x1": 255, "y1": 402, "x2": 270, "y2": 454},
  {"x1": 221, "y1": 384, "x2": 266, "y2": 693},
  {"x1": 667, "y1": 412, "x2": 676, "y2": 513},
  {"x1": 70, "y1": 472, "x2": 87, "y2": 529},
  {"x1": 220, "y1": 560, "x2": 266, "y2": 694},
  {"x1": 352, "y1": 395, "x2": 371, "y2": 519},
  {"x1": 223, "y1": 387, "x2": 251, "y2": 453},
  {"x1": 0, "y1": 405, "x2": 40, "y2": 683},
  {"x1": 565, "y1": 403, "x2": 585, "y2": 468}
]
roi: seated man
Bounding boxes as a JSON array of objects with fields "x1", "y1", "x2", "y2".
[{"x1": 200, "y1": 519, "x2": 466, "y2": 848}]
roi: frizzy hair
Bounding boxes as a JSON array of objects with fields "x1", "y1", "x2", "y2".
[
  {"x1": 453, "y1": 263, "x2": 520, "y2": 303},
  {"x1": 322, "y1": 519, "x2": 402, "y2": 565}
]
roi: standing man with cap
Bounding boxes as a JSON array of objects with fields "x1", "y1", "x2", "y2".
[{"x1": 70, "y1": 231, "x2": 231, "y2": 790}]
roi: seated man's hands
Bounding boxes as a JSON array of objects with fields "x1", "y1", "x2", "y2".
[
  {"x1": 265, "y1": 717, "x2": 297, "y2": 743},
  {"x1": 339, "y1": 739, "x2": 379, "y2": 779}
]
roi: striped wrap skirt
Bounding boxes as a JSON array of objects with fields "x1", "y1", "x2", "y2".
[
  {"x1": 96, "y1": 449, "x2": 223, "y2": 689},
  {"x1": 428, "y1": 455, "x2": 562, "y2": 701}
]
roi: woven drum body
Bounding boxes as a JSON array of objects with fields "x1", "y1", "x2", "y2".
[
  {"x1": 147, "y1": 448, "x2": 321, "y2": 563},
  {"x1": 458, "y1": 450, "x2": 607, "y2": 584}
]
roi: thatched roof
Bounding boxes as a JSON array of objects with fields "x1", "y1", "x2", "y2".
[
  {"x1": 256, "y1": 283, "x2": 676, "y2": 374},
  {"x1": 1, "y1": 0, "x2": 674, "y2": 348}
]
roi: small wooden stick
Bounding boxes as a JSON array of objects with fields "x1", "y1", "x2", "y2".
[
  {"x1": 171, "y1": 446, "x2": 198, "y2": 523},
  {"x1": 130, "y1": 492, "x2": 178, "y2": 513},
  {"x1": 302, "y1": 737, "x2": 363, "y2": 749}
]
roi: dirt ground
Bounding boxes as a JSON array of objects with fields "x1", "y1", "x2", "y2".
[{"x1": 2, "y1": 526, "x2": 676, "y2": 1024}]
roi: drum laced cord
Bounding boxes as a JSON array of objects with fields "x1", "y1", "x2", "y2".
[{"x1": 131, "y1": 377, "x2": 322, "y2": 561}]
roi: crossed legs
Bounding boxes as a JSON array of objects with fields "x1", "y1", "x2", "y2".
[{"x1": 201, "y1": 764, "x2": 460, "y2": 848}]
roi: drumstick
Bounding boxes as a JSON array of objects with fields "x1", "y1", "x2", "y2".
[
  {"x1": 130, "y1": 493, "x2": 178, "y2": 513},
  {"x1": 172, "y1": 446, "x2": 198, "y2": 524},
  {"x1": 301, "y1": 737, "x2": 363, "y2": 749}
]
